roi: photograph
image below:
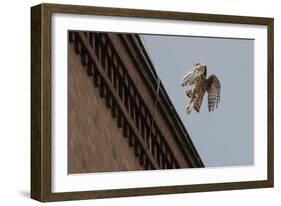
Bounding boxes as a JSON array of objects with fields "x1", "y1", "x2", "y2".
[
  {"x1": 31, "y1": 3, "x2": 273, "y2": 201},
  {"x1": 67, "y1": 31, "x2": 253, "y2": 174}
]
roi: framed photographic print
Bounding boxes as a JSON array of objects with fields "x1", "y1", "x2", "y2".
[{"x1": 31, "y1": 3, "x2": 274, "y2": 202}]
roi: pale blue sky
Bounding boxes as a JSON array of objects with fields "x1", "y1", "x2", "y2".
[{"x1": 141, "y1": 34, "x2": 254, "y2": 167}]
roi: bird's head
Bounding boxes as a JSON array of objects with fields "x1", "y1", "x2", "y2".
[{"x1": 195, "y1": 63, "x2": 207, "y2": 77}]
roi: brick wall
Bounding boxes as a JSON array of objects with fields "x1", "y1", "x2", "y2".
[{"x1": 68, "y1": 43, "x2": 143, "y2": 173}]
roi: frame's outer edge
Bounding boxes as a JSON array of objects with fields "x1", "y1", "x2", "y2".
[
  {"x1": 31, "y1": 4, "x2": 53, "y2": 202},
  {"x1": 31, "y1": 5, "x2": 42, "y2": 201},
  {"x1": 42, "y1": 2, "x2": 53, "y2": 201},
  {"x1": 267, "y1": 19, "x2": 274, "y2": 187},
  {"x1": 31, "y1": 4, "x2": 43, "y2": 201}
]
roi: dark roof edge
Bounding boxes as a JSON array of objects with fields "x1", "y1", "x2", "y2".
[{"x1": 132, "y1": 34, "x2": 204, "y2": 167}]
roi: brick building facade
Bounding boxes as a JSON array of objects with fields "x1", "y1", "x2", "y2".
[{"x1": 68, "y1": 31, "x2": 204, "y2": 173}]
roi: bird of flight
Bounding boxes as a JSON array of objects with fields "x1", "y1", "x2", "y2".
[{"x1": 181, "y1": 63, "x2": 221, "y2": 113}]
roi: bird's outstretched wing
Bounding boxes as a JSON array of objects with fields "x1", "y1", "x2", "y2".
[
  {"x1": 206, "y1": 75, "x2": 221, "y2": 112},
  {"x1": 181, "y1": 63, "x2": 206, "y2": 87}
]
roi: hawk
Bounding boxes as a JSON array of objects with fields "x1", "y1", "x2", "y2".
[{"x1": 181, "y1": 63, "x2": 221, "y2": 113}]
